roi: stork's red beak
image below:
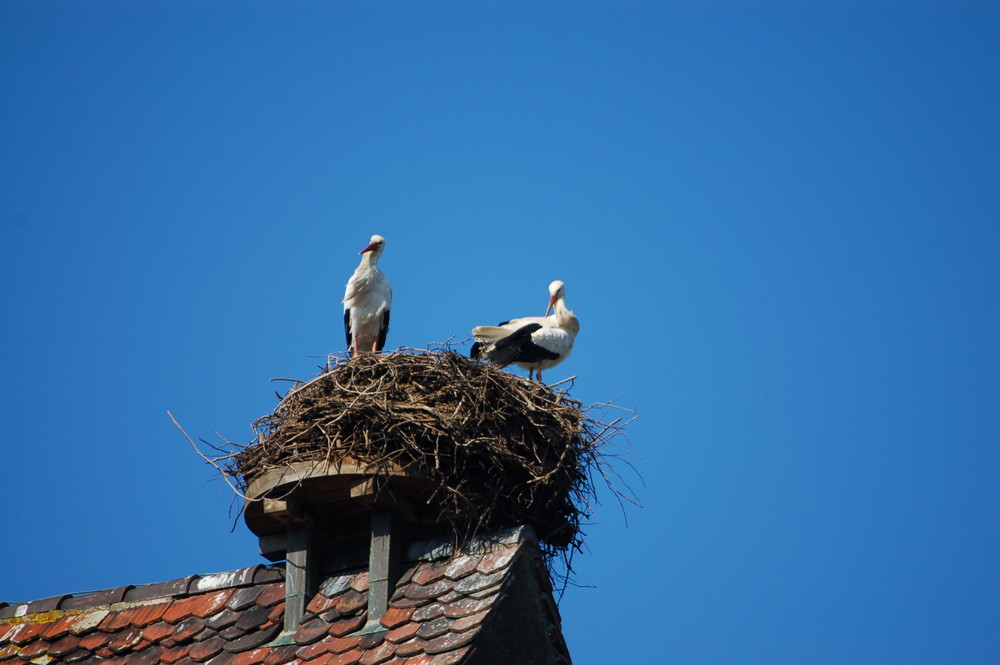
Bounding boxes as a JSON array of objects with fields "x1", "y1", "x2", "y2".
[
  {"x1": 359, "y1": 242, "x2": 377, "y2": 254},
  {"x1": 545, "y1": 295, "x2": 557, "y2": 317}
]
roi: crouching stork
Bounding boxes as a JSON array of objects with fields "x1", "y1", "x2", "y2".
[{"x1": 471, "y1": 280, "x2": 579, "y2": 382}]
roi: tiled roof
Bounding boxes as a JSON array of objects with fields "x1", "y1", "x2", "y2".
[{"x1": 0, "y1": 527, "x2": 570, "y2": 665}]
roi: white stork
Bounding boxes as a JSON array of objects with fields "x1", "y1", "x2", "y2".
[
  {"x1": 343, "y1": 234, "x2": 392, "y2": 357},
  {"x1": 470, "y1": 280, "x2": 579, "y2": 382}
]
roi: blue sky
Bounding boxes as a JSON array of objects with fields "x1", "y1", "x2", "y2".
[{"x1": 2, "y1": 2, "x2": 998, "y2": 663}]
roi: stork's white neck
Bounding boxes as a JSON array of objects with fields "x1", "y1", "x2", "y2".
[
  {"x1": 551, "y1": 297, "x2": 579, "y2": 332},
  {"x1": 359, "y1": 251, "x2": 381, "y2": 270}
]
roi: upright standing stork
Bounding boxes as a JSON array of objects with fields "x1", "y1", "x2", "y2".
[
  {"x1": 470, "y1": 280, "x2": 579, "y2": 382},
  {"x1": 343, "y1": 234, "x2": 392, "y2": 357}
]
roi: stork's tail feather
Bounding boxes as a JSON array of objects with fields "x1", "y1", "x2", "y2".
[
  {"x1": 471, "y1": 325, "x2": 512, "y2": 340},
  {"x1": 471, "y1": 325, "x2": 511, "y2": 360}
]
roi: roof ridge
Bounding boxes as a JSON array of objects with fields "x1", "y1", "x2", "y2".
[{"x1": 0, "y1": 563, "x2": 285, "y2": 621}]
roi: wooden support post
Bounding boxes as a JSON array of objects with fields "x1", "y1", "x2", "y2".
[
  {"x1": 283, "y1": 521, "x2": 316, "y2": 635},
  {"x1": 361, "y1": 509, "x2": 400, "y2": 632}
]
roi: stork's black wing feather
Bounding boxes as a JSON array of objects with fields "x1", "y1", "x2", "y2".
[
  {"x1": 484, "y1": 323, "x2": 559, "y2": 367},
  {"x1": 344, "y1": 310, "x2": 352, "y2": 349},
  {"x1": 376, "y1": 310, "x2": 390, "y2": 352}
]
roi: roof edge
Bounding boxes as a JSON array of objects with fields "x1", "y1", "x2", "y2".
[{"x1": 0, "y1": 525, "x2": 540, "y2": 623}]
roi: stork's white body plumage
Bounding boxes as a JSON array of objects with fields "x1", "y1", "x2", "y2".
[
  {"x1": 471, "y1": 280, "x2": 579, "y2": 382},
  {"x1": 343, "y1": 234, "x2": 391, "y2": 357}
]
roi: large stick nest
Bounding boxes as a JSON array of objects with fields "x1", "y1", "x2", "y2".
[{"x1": 230, "y1": 349, "x2": 627, "y2": 557}]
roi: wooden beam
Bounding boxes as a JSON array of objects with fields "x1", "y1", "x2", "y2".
[
  {"x1": 365, "y1": 509, "x2": 400, "y2": 629},
  {"x1": 283, "y1": 522, "x2": 316, "y2": 634}
]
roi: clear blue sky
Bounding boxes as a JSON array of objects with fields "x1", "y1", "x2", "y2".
[{"x1": 2, "y1": 2, "x2": 998, "y2": 664}]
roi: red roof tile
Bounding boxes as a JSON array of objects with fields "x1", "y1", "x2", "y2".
[
  {"x1": 392, "y1": 638, "x2": 428, "y2": 659},
  {"x1": 64, "y1": 608, "x2": 110, "y2": 636},
  {"x1": 447, "y1": 609, "x2": 489, "y2": 635},
  {"x1": 47, "y1": 634, "x2": 82, "y2": 658},
  {"x1": 399, "y1": 656, "x2": 433, "y2": 665},
  {"x1": 160, "y1": 645, "x2": 191, "y2": 664},
  {"x1": 142, "y1": 620, "x2": 174, "y2": 644},
  {"x1": 189, "y1": 635, "x2": 226, "y2": 662},
  {"x1": 299, "y1": 654, "x2": 332, "y2": 665},
  {"x1": 77, "y1": 630, "x2": 108, "y2": 651},
  {"x1": 355, "y1": 632, "x2": 384, "y2": 651},
  {"x1": 439, "y1": 597, "x2": 492, "y2": 621},
  {"x1": 39, "y1": 616, "x2": 74, "y2": 641},
  {"x1": 14, "y1": 640, "x2": 47, "y2": 660},
  {"x1": 132, "y1": 601, "x2": 172, "y2": 628},
  {"x1": 231, "y1": 646, "x2": 270, "y2": 665},
  {"x1": 475, "y1": 549, "x2": 516, "y2": 576},
  {"x1": 192, "y1": 590, "x2": 236, "y2": 619},
  {"x1": 357, "y1": 641, "x2": 395, "y2": 665},
  {"x1": 226, "y1": 587, "x2": 264, "y2": 612},
  {"x1": 233, "y1": 605, "x2": 272, "y2": 633},
  {"x1": 324, "y1": 635, "x2": 361, "y2": 655},
  {"x1": 348, "y1": 573, "x2": 370, "y2": 595},
  {"x1": 171, "y1": 616, "x2": 207, "y2": 643},
  {"x1": 377, "y1": 608, "x2": 412, "y2": 631},
  {"x1": 255, "y1": 585, "x2": 285, "y2": 610},
  {"x1": 0, "y1": 527, "x2": 571, "y2": 665},
  {"x1": 295, "y1": 638, "x2": 331, "y2": 661},
  {"x1": 409, "y1": 565, "x2": 446, "y2": 588},
  {"x1": 334, "y1": 590, "x2": 367, "y2": 616},
  {"x1": 9, "y1": 622, "x2": 45, "y2": 646},
  {"x1": 328, "y1": 616, "x2": 365, "y2": 638},
  {"x1": 442, "y1": 556, "x2": 480, "y2": 582},
  {"x1": 223, "y1": 623, "x2": 282, "y2": 652},
  {"x1": 207, "y1": 608, "x2": 242, "y2": 631},
  {"x1": 433, "y1": 648, "x2": 472, "y2": 665},
  {"x1": 402, "y1": 580, "x2": 452, "y2": 603},
  {"x1": 328, "y1": 649, "x2": 363, "y2": 665},
  {"x1": 131, "y1": 647, "x2": 167, "y2": 665},
  {"x1": 414, "y1": 617, "x2": 452, "y2": 642},
  {"x1": 261, "y1": 644, "x2": 297, "y2": 665},
  {"x1": 384, "y1": 623, "x2": 419, "y2": 645},
  {"x1": 408, "y1": 605, "x2": 443, "y2": 624},
  {"x1": 304, "y1": 594, "x2": 338, "y2": 617},
  {"x1": 293, "y1": 620, "x2": 331, "y2": 646}
]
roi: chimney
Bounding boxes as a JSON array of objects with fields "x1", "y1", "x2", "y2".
[
  {"x1": 236, "y1": 351, "x2": 607, "y2": 645},
  {"x1": 243, "y1": 459, "x2": 425, "y2": 640}
]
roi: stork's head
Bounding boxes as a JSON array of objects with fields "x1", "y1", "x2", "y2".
[
  {"x1": 359, "y1": 234, "x2": 386, "y2": 256},
  {"x1": 545, "y1": 280, "x2": 566, "y2": 316}
]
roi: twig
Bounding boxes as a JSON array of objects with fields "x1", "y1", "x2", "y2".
[
  {"x1": 547, "y1": 375, "x2": 577, "y2": 388},
  {"x1": 168, "y1": 410, "x2": 252, "y2": 501}
]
